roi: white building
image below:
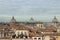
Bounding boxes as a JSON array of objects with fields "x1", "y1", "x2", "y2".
[
  {"x1": 32, "y1": 37, "x2": 42, "y2": 40},
  {"x1": 15, "y1": 30, "x2": 29, "y2": 37}
]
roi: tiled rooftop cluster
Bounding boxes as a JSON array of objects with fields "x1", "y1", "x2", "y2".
[{"x1": 0, "y1": 16, "x2": 60, "y2": 40}]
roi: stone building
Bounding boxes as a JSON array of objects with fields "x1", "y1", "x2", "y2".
[{"x1": 0, "y1": 16, "x2": 60, "y2": 40}]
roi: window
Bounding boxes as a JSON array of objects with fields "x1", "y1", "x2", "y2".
[
  {"x1": 25, "y1": 32, "x2": 26, "y2": 35},
  {"x1": 38, "y1": 38, "x2": 41, "y2": 39},
  {"x1": 21, "y1": 32, "x2": 23, "y2": 34},
  {"x1": 34, "y1": 38, "x2": 37, "y2": 39},
  {"x1": 41, "y1": 25, "x2": 42, "y2": 28},
  {"x1": 38, "y1": 38, "x2": 41, "y2": 40}
]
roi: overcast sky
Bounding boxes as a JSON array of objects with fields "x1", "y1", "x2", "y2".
[{"x1": 0, "y1": 0, "x2": 60, "y2": 22}]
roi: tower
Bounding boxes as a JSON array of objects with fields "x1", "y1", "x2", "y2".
[
  {"x1": 4, "y1": 24, "x2": 9, "y2": 37},
  {"x1": 10, "y1": 16, "x2": 16, "y2": 28}
]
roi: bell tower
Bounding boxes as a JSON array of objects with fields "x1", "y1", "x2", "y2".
[{"x1": 10, "y1": 16, "x2": 16, "y2": 28}]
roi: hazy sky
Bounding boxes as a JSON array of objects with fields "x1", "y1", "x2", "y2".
[{"x1": 0, "y1": 0, "x2": 60, "y2": 22}]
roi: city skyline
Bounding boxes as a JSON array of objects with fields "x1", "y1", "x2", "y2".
[
  {"x1": 0, "y1": 16, "x2": 59, "y2": 22},
  {"x1": 0, "y1": 0, "x2": 60, "y2": 21}
]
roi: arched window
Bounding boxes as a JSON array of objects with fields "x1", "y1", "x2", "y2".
[{"x1": 12, "y1": 34, "x2": 16, "y2": 38}]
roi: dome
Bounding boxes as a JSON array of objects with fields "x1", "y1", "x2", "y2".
[{"x1": 52, "y1": 16, "x2": 58, "y2": 23}]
